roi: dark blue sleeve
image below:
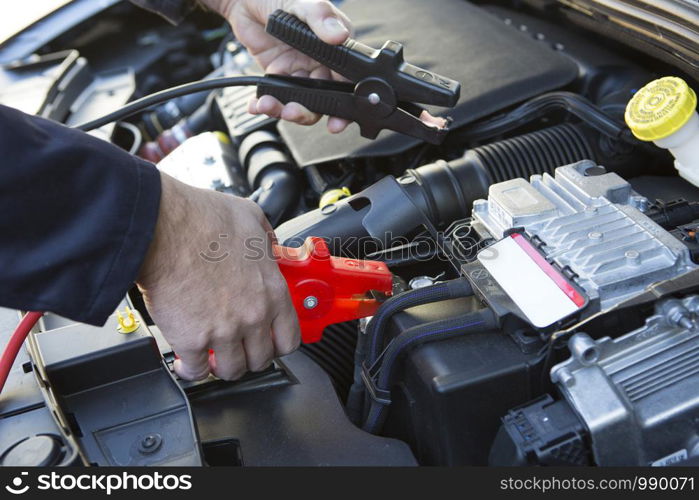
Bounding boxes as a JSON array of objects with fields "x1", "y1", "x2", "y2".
[{"x1": 0, "y1": 105, "x2": 161, "y2": 325}]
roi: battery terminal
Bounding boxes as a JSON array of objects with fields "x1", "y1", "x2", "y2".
[{"x1": 116, "y1": 307, "x2": 140, "y2": 334}]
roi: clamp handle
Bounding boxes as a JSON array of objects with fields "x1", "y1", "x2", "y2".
[
  {"x1": 266, "y1": 10, "x2": 460, "y2": 107},
  {"x1": 274, "y1": 237, "x2": 393, "y2": 343},
  {"x1": 257, "y1": 74, "x2": 450, "y2": 144},
  {"x1": 266, "y1": 10, "x2": 356, "y2": 79},
  {"x1": 257, "y1": 76, "x2": 354, "y2": 118}
]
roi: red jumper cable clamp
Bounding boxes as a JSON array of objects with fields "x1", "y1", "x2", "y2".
[{"x1": 274, "y1": 237, "x2": 393, "y2": 343}]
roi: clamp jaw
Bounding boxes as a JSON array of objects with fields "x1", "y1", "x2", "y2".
[
  {"x1": 258, "y1": 10, "x2": 461, "y2": 144},
  {"x1": 274, "y1": 237, "x2": 393, "y2": 343}
]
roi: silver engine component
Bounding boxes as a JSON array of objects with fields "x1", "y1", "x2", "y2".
[
  {"x1": 551, "y1": 296, "x2": 699, "y2": 466},
  {"x1": 472, "y1": 160, "x2": 696, "y2": 311},
  {"x1": 157, "y1": 132, "x2": 248, "y2": 196}
]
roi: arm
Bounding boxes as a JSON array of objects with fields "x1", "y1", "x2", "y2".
[
  {"x1": 1, "y1": 0, "x2": 352, "y2": 381},
  {"x1": 0, "y1": 105, "x2": 299, "y2": 380},
  {"x1": 0, "y1": 104, "x2": 160, "y2": 324}
]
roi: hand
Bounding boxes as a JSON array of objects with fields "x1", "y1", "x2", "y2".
[
  {"x1": 137, "y1": 172, "x2": 300, "y2": 381},
  {"x1": 202, "y1": 0, "x2": 353, "y2": 133}
]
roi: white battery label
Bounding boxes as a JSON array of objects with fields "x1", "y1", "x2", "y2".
[{"x1": 477, "y1": 233, "x2": 585, "y2": 328}]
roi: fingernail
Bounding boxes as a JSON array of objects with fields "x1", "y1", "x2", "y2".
[{"x1": 323, "y1": 16, "x2": 348, "y2": 37}]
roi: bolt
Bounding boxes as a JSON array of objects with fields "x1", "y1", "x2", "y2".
[
  {"x1": 680, "y1": 317, "x2": 695, "y2": 330},
  {"x1": 303, "y1": 296, "x2": 318, "y2": 309},
  {"x1": 368, "y1": 93, "x2": 381, "y2": 105},
  {"x1": 555, "y1": 369, "x2": 575, "y2": 388},
  {"x1": 625, "y1": 249, "x2": 641, "y2": 265},
  {"x1": 660, "y1": 299, "x2": 694, "y2": 330},
  {"x1": 588, "y1": 231, "x2": 603, "y2": 240},
  {"x1": 630, "y1": 195, "x2": 650, "y2": 212},
  {"x1": 137, "y1": 433, "x2": 162, "y2": 454},
  {"x1": 584, "y1": 165, "x2": 607, "y2": 176}
]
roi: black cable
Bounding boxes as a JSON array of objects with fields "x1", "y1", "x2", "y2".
[
  {"x1": 345, "y1": 278, "x2": 474, "y2": 423},
  {"x1": 458, "y1": 91, "x2": 636, "y2": 145},
  {"x1": 73, "y1": 76, "x2": 294, "y2": 132},
  {"x1": 362, "y1": 308, "x2": 496, "y2": 433},
  {"x1": 366, "y1": 278, "x2": 474, "y2": 365}
]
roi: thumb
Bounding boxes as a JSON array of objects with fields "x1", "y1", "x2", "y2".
[{"x1": 289, "y1": 0, "x2": 351, "y2": 45}]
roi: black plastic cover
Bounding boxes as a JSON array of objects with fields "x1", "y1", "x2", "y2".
[
  {"x1": 30, "y1": 313, "x2": 203, "y2": 466},
  {"x1": 278, "y1": 0, "x2": 578, "y2": 166},
  {"x1": 382, "y1": 297, "x2": 545, "y2": 465},
  {"x1": 190, "y1": 350, "x2": 417, "y2": 466}
]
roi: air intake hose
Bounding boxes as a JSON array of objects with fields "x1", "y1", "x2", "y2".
[
  {"x1": 276, "y1": 124, "x2": 595, "y2": 254},
  {"x1": 400, "y1": 123, "x2": 593, "y2": 227}
]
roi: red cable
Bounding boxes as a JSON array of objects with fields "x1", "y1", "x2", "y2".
[{"x1": 0, "y1": 311, "x2": 43, "y2": 394}]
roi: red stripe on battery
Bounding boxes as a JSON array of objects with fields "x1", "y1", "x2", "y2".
[{"x1": 510, "y1": 233, "x2": 586, "y2": 307}]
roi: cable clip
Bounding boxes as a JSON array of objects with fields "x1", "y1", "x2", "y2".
[{"x1": 360, "y1": 360, "x2": 391, "y2": 406}]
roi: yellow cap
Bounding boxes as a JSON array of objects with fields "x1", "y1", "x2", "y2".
[
  {"x1": 213, "y1": 131, "x2": 231, "y2": 144},
  {"x1": 319, "y1": 187, "x2": 351, "y2": 208},
  {"x1": 625, "y1": 77, "x2": 697, "y2": 141},
  {"x1": 116, "y1": 307, "x2": 140, "y2": 334}
]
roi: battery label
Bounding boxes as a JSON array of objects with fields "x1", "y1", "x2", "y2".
[{"x1": 477, "y1": 233, "x2": 585, "y2": 328}]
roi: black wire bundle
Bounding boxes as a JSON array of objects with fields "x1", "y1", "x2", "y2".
[{"x1": 73, "y1": 76, "x2": 295, "y2": 132}]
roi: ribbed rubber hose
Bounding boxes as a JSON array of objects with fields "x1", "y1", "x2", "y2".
[
  {"x1": 362, "y1": 308, "x2": 497, "y2": 434},
  {"x1": 472, "y1": 123, "x2": 594, "y2": 183}
]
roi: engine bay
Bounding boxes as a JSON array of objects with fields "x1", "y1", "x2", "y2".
[{"x1": 3, "y1": 0, "x2": 699, "y2": 467}]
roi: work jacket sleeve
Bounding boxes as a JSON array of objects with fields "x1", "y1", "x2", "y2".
[{"x1": 0, "y1": 104, "x2": 161, "y2": 324}]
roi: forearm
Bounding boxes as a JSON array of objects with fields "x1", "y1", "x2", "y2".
[{"x1": 0, "y1": 105, "x2": 161, "y2": 324}]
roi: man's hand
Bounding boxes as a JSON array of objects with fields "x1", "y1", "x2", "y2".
[
  {"x1": 137, "y1": 173, "x2": 300, "y2": 381},
  {"x1": 202, "y1": 0, "x2": 353, "y2": 133}
]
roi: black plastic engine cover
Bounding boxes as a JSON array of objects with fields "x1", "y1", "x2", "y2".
[
  {"x1": 0, "y1": 307, "x2": 416, "y2": 467},
  {"x1": 383, "y1": 296, "x2": 546, "y2": 465},
  {"x1": 278, "y1": 0, "x2": 578, "y2": 166}
]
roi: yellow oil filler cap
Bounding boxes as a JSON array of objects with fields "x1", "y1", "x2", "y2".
[{"x1": 625, "y1": 76, "x2": 697, "y2": 141}]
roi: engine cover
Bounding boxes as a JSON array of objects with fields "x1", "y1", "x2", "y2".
[{"x1": 471, "y1": 161, "x2": 696, "y2": 319}]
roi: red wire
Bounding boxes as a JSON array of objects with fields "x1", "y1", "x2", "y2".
[{"x1": 0, "y1": 311, "x2": 43, "y2": 394}]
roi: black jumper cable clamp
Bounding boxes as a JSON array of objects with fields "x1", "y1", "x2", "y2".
[{"x1": 257, "y1": 10, "x2": 462, "y2": 145}]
